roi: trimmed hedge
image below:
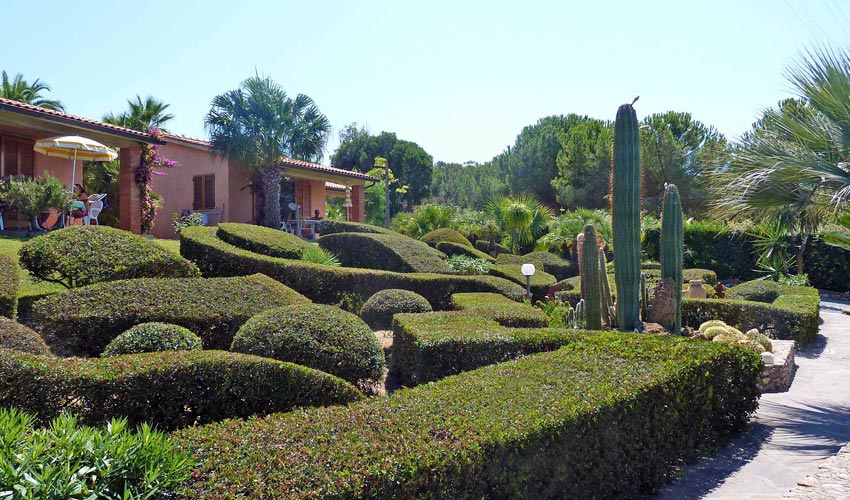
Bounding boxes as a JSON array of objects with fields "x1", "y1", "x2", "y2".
[
  {"x1": 175, "y1": 335, "x2": 760, "y2": 499},
  {"x1": 18, "y1": 226, "x2": 199, "y2": 289},
  {"x1": 474, "y1": 239, "x2": 512, "y2": 256},
  {"x1": 32, "y1": 273, "x2": 309, "y2": 356},
  {"x1": 102, "y1": 322, "x2": 202, "y2": 357},
  {"x1": 231, "y1": 305, "x2": 385, "y2": 386},
  {"x1": 0, "y1": 349, "x2": 362, "y2": 430},
  {"x1": 317, "y1": 220, "x2": 395, "y2": 235},
  {"x1": 488, "y1": 263, "x2": 556, "y2": 301},
  {"x1": 725, "y1": 280, "x2": 781, "y2": 303},
  {"x1": 318, "y1": 232, "x2": 454, "y2": 274},
  {"x1": 180, "y1": 227, "x2": 524, "y2": 310},
  {"x1": 360, "y1": 289, "x2": 433, "y2": 329},
  {"x1": 420, "y1": 228, "x2": 472, "y2": 248},
  {"x1": 435, "y1": 240, "x2": 496, "y2": 262},
  {"x1": 216, "y1": 222, "x2": 311, "y2": 258},
  {"x1": 555, "y1": 267, "x2": 717, "y2": 304},
  {"x1": 0, "y1": 317, "x2": 51, "y2": 356},
  {"x1": 802, "y1": 237, "x2": 850, "y2": 291},
  {"x1": 451, "y1": 292, "x2": 548, "y2": 328},
  {"x1": 496, "y1": 251, "x2": 575, "y2": 281},
  {"x1": 0, "y1": 253, "x2": 19, "y2": 318},
  {"x1": 683, "y1": 282, "x2": 820, "y2": 343}
]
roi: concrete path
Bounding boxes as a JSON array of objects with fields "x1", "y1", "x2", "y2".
[{"x1": 651, "y1": 297, "x2": 850, "y2": 500}]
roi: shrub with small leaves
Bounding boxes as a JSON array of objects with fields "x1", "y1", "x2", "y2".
[
  {"x1": 446, "y1": 254, "x2": 493, "y2": 275},
  {"x1": 102, "y1": 322, "x2": 202, "y2": 357},
  {"x1": 360, "y1": 289, "x2": 433, "y2": 329},
  {"x1": 172, "y1": 211, "x2": 205, "y2": 234},
  {"x1": 231, "y1": 304, "x2": 386, "y2": 387},
  {"x1": 420, "y1": 228, "x2": 472, "y2": 248},
  {"x1": 0, "y1": 253, "x2": 19, "y2": 318},
  {"x1": 0, "y1": 317, "x2": 51, "y2": 356}
]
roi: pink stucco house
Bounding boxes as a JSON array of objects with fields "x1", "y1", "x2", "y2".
[{"x1": 0, "y1": 97, "x2": 374, "y2": 238}]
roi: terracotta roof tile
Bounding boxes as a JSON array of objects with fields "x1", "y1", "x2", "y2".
[
  {"x1": 325, "y1": 182, "x2": 347, "y2": 191},
  {"x1": 0, "y1": 97, "x2": 157, "y2": 142},
  {"x1": 278, "y1": 157, "x2": 377, "y2": 181},
  {"x1": 161, "y1": 133, "x2": 211, "y2": 147}
]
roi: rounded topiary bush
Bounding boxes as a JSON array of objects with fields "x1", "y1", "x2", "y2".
[
  {"x1": 0, "y1": 317, "x2": 51, "y2": 356},
  {"x1": 231, "y1": 304, "x2": 385, "y2": 386},
  {"x1": 360, "y1": 289, "x2": 433, "y2": 329},
  {"x1": 19, "y1": 225, "x2": 199, "y2": 288},
  {"x1": 420, "y1": 228, "x2": 472, "y2": 248},
  {"x1": 102, "y1": 322, "x2": 203, "y2": 357}
]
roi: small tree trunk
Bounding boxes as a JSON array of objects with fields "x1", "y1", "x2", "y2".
[
  {"x1": 262, "y1": 165, "x2": 282, "y2": 229},
  {"x1": 796, "y1": 232, "x2": 810, "y2": 275}
]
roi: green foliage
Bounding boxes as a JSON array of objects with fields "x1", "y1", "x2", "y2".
[
  {"x1": 0, "y1": 408, "x2": 192, "y2": 499},
  {"x1": 445, "y1": 254, "x2": 493, "y2": 275},
  {"x1": 451, "y1": 292, "x2": 548, "y2": 328},
  {"x1": 581, "y1": 225, "x2": 602, "y2": 330},
  {"x1": 174, "y1": 332, "x2": 761, "y2": 499},
  {"x1": 473, "y1": 239, "x2": 512, "y2": 256},
  {"x1": 0, "y1": 174, "x2": 69, "y2": 228},
  {"x1": 180, "y1": 226, "x2": 525, "y2": 309},
  {"x1": 419, "y1": 227, "x2": 471, "y2": 247},
  {"x1": 103, "y1": 95, "x2": 174, "y2": 132},
  {"x1": 537, "y1": 297, "x2": 585, "y2": 328},
  {"x1": 231, "y1": 304, "x2": 385, "y2": 386},
  {"x1": 0, "y1": 253, "x2": 18, "y2": 318},
  {"x1": 661, "y1": 184, "x2": 684, "y2": 333},
  {"x1": 435, "y1": 240, "x2": 495, "y2": 262},
  {"x1": 19, "y1": 226, "x2": 199, "y2": 289},
  {"x1": 299, "y1": 245, "x2": 341, "y2": 266},
  {"x1": 536, "y1": 208, "x2": 612, "y2": 256},
  {"x1": 612, "y1": 103, "x2": 642, "y2": 331},
  {"x1": 552, "y1": 118, "x2": 613, "y2": 210},
  {"x1": 495, "y1": 251, "x2": 574, "y2": 280},
  {"x1": 393, "y1": 206, "x2": 458, "y2": 239},
  {"x1": 485, "y1": 193, "x2": 552, "y2": 253},
  {"x1": 172, "y1": 211, "x2": 205, "y2": 233},
  {"x1": 725, "y1": 280, "x2": 782, "y2": 303},
  {"x1": 488, "y1": 264, "x2": 556, "y2": 301},
  {"x1": 102, "y1": 322, "x2": 202, "y2": 357},
  {"x1": 0, "y1": 349, "x2": 361, "y2": 431},
  {"x1": 430, "y1": 161, "x2": 508, "y2": 209},
  {"x1": 318, "y1": 232, "x2": 454, "y2": 274},
  {"x1": 360, "y1": 289, "x2": 433, "y2": 329},
  {"x1": 0, "y1": 317, "x2": 51, "y2": 356},
  {"x1": 32, "y1": 273, "x2": 309, "y2": 356},
  {"x1": 0, "y1": 70, "x2": 64, "y2": 110},
  {"x1": 317, "y1": 219, "x2": 395, "y2": 235},
  {"x1": 217, "y1": 222, "x2": 311, "y2": 258}
]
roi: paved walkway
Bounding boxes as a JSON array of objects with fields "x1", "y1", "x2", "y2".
[{"x1": 652, "y1": 297, "x2": 850, "y2": 499}]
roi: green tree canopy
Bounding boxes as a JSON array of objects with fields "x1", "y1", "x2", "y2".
[
  {"x1": 103, "y1": 95, "x2": 174, "y2": 132},
  {"x1": 0, "y1": 70, "x2": 63, "y2": 111}
]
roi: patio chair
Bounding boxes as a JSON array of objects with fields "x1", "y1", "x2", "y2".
[
  {"x1": 196, "y1": 206, "x2": 223, "y2": 226},
  {"x1": 85, "y1": 194, "x2": 106, "y2": 225}
]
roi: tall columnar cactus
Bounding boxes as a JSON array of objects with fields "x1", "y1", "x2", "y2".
[
  {"x1": 576, "y1": 232, "x2": 586, "y2": 300},
  {"x1": 581, "y1": 224, "x2": 602, "y2": 330},
  {"x1": 598, "y1": 248, "x2": 614, "y2": 327},
  {"x1": 660, "y1": 183, "x2": 684, "y2": 334},
  {"x1": 612, "y1": 103, "x2": 641, "y2": 331},
  {"x1": 640, "y1": 272, "x2": 649, "y2": 321}
]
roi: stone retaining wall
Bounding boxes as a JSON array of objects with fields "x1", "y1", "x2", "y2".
[{"x1": 758, "y1": 339, "x2": 795, "y2": 393}]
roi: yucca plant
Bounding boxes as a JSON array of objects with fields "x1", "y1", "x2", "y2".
[
  {"x1": 485, "y1": 194, "x2": 552, "y2": 253},
  {"x1": 300, "y1": 245, "x2": 341, "y2": 266}
]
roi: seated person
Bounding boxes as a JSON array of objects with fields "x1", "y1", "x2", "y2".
[
  {"x1": 313, "y1": 209, "x2": 323, "y2": 220},
  {"x1": 68, "y1": 184, "x2": 89, "y2": 224}
]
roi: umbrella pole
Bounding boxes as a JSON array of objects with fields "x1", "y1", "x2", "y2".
[{"x1": 68, "y1": 149, "x2": 77, "y2": 227}]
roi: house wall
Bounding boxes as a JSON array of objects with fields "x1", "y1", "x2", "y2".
[
  {"x1": 228, "y1": 165, "x2": 256, "y2": 225},
  {"x1": 309, "y1": 180, "x2": 326, "y2": 219},
  {"x1": 151, "y1": 143, "x2": 229, "y2": 239}
]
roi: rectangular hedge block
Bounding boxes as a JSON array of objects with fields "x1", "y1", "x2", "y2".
[
  {"x1": 0, "y1": 253, "x2": 19, "y2": 319},
  {"x1": 175, "y1": 334, "x2": 761, "y2": 499},
  {"x1": 451, "y1": 292, "x2": 549, "y2": 327}
]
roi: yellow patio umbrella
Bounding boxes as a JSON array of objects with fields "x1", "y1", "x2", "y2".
[{"x1": 33, "y1": 135, "x2": 118, "y2": 223}]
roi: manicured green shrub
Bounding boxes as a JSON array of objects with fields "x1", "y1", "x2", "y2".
[
  {"x1": 180, "y1": 227, "x2": 524, "y2": 309},
  {"x1": 496, "y1": 251, "x2": 575, "y2": 281},
  {"x1": 175, "y1": 334, "x2": 760, "y2": 499},
  {"x1": 317, "y1": 219, "x2": 395, "y2": 235},
  {"x1": 0, "y1": 349, "x2": 362, "y2": 430},
  {"x1": 726, "y1": 279, "x2": 782, "y2": 303},
  {"x1": 0, "y1": 253, "x2": 19, "y2": 319},
  {"x1": 474, "y1": 239, "x2": 512, "y2": 255},
  {"x1": 18, "y1": 225, "x2": 199, "y2": 289},
  {"x1": 435, "y1": 240, "x2": 495, "y2": 262},
  {"x1": 804, "y1": 237, "x2": 850, "y2": 291},
  {"x1": 360, "y1": 289, "x2": 433, "y2": 329},
  {"x1": 102, "y1": 322, "x2": 202, "y2": 357},
  {"x1": 420, "y1": 228, "x2": 472, "y2": 248},
  {"x1": 231, "y1": 305, "x2": 385, "y2": 387},
  {"x1": 216, "y1": 222, "x2": 311, "y2": 258},
  {"x1": 488, "y1": 263, "x2": 556, "y2": 301},
  {"x1": 0, "y1": 316, "x2": 51, "y2": 356},
  {"x1": 318, "y1": 232, "x2": 454, "y2": 274},
  {"x1": 32, "y1": 273, "x2": 309, "y2": 356},
  {"x1": 451, "y1": 292, "x2": 548, "y2": 328},
  {"x1": 0, "y1": 408, "x2": 194, "y2": 499}
]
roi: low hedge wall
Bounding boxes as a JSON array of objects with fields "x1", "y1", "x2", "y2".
[
  {"x1": 32, "y1": 273, "x2": 309, "y2": 356},
  {"x1": 216, "y1": 223, "x2": 311, "y2": 258},
  {"x1": 317, "y1": 220, "x2": 395, "y2": 235},
  {"x1": 474, "y1": 239, "x2": 512, "y2": 256},
  {"x1": 436, "y1": 240, "x2": 495, "y2": 262},
  {"x1": 643, "y1": 223, "x2": 758, "y2": 280},
  {"x1": 451, "y1": 292, "x2": 548, "y2": 328},
  {"x1": 180, "y1": 227, "x2": 524, "y2": 310},
  {"x1": 489, "y1": 264, "x2": 556, "y2": 301},
  {"x1": 420, "y1": 228, "x2": 472, "y2": 248},
  {"x1": 318, "y1": 232, "x2": 454, "y2": 274},
  {"x1": 0, "y1": 317, "x2": 51, "y2": 356},
  {"x1": 496, "y1": 251, "x2": 575, "y2": 281},
  {"x1": 175, "y1": 334, "x2": 760, "y2": 499},
  {"x1": 0, "y1": 253, "x2": 18, "y2": 319},
  {"x1": 0, "y1": 349, "x2": 361, "y2": 430}
]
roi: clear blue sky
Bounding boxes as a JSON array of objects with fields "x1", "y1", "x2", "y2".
[{"x1": 2, "y1": 0, "x2": 848, "y2": 164}]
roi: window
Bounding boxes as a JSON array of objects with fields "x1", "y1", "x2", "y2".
[
  {"x1": 193, "y1": 175, "x2": 215, "y2": 210},
  {"x1": 0, "y1": 136, "x2": 35, "y2": 178}
]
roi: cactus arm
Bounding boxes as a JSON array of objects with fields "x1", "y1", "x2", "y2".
[
  {"x1": 660, "y1": 184, "x2": 684, "y2": 334},
  {"x1": 582, "y1": 224, "x2": 602, "y2": 330}
]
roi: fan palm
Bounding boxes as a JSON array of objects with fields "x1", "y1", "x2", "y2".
[
  {"x1": 486, "y1": 194, "x2": 552, "y2": 253},
  {"x1": 0, "y1": 71, "x2": 64, "y2": 111},
  {"x1": 103, "y1": 95, "x2": 174, "y2": 132},
  {"x1": 205, "y1": 75, "x2": 330, "y2": 228}
]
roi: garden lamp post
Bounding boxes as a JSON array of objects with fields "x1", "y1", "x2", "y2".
[{"x1": 521, "y1": 263, "x2": 536, "y2": 301}]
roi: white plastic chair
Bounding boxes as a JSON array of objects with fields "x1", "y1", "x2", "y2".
[{"x1": 85, "y1": 194, "x2": 106, "y2": 226}]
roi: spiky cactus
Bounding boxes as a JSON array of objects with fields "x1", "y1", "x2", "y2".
[
  {"x1": 660, "y1": 184, "x2": 683, "y2": 334},
  {"x1": 576, "y1": 232, "x2": 586, "y2": 300},
  {"x1": 581, "y1": 224, "x2": 602, "y2": 330},
  {"x1": 598, "y1": 249, "x2": 614, "y2": 327},
  {"x1": 640, "y1": 272, "x2": 649, "y2": 321},
  {"x1": 612, "y1": 103, "x2": 641, "y2": 331}
]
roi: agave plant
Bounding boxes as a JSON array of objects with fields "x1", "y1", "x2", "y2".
[{"x1": 486, "y1": 194, "x2": 552, "y2": 253}]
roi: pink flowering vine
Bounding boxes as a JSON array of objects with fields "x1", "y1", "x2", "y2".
[{"x1": 137, "y1": 127, "x2": 178, "y2": 233}]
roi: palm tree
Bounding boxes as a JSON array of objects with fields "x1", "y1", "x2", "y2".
[
  {"x1": 103, "y1": 95, "x2": 174, "y2": 132},
  {"x1": 711, "y1": 46, "x2": 850, "y2": 274},
  {"x1": 485, "y1": 194, "x2": 552, "y2": 253},
  {"x1": 0, "y1": 70, "x2": 64, "y2": 111},
  {"x1": 205, "y1": 75, "x2": 331, "y2": 228}
]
